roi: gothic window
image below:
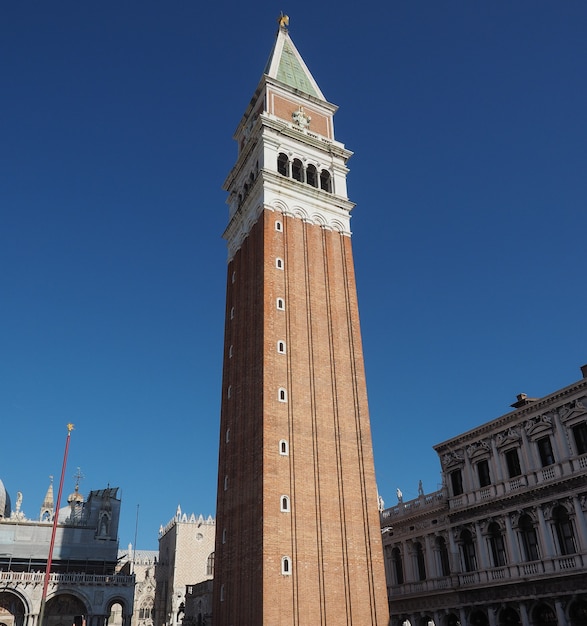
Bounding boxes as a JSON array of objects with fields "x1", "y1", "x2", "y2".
[
  {"x1": 572, "y1": 422, "x2": 587, "y2": 455},
  {"x1": 519, "y1": 514, "x2": 539, "y2": 561},
  {"x1": 553, "y1": 506, "x2": 576, "y2": 555},
  {"x1": 415, "y1": 541, "x2": 426, "y2": 581},
  {"x1": 277, "y1": 153, "x2": 288, "y2": 176},
  {"x1": 320, "y1": 169, "x2": 332, "y2": 192},
  {"x1": 391, "y1": 547, "x2": 404, "y2": 584},
  {"x1": 276, "y1": 257, "x2": 284, "y2": 270},
  {"x1": 450, "y1": 469, "x2": 463, "y2": 496},
  {"x1": 279, "y1": 439, "x2": 289, "y2": 455},
  {"x1": 436, "y1": 536, "x2": 450, "y2": 576},
  {"x1": 278, "y1": 388, "x2": 287, "y2": 402},
  {"x1": 477, "y1": 459, "x2": 491, "y2": 487},
  {"x1": 275, "y1": 220, "x2": 283, "y2": 232},
  {"x1": 277, "y1": 341, "x2": 286, "y2": 354},
  {"x1": 306, "y1": 164, "x2": 318, "y2": 188},
  {"x1": 488, "y1": 522, "x2": 507, "y2": 567},
  {"x1": 206, "y1": 552, "x2": 215, "y2": 576},
  {"x1": 537, "y1": 436, "x2": 555, "y2": 467},
  {"x1": 292, "y1": 159, "x2": 303, "y2": 182},
  {"x1": 281, "y1": 556, "x2": 292, "y2": 575},
  {"x1": 505, "y1": 448, "x2": 522, "y2": 478},
  {"x1": 460, "y1": 529, "x2": 477, "y2": 572},
  {"x1": 276, "y1": 298, "x2": 285, "y2": 310},
  {"x1": 280, "y1": 495, "x2": 290, "y2": 512}
]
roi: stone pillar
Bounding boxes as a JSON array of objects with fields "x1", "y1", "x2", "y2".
[
  {"x1": 403, "y1": 542, "x2": 415, "y2": 582},
  {"x1": 504, "y1": 513, "x2": 521, "y2": 563},
  {"x1": 449, "y1": 531, "x2": 461, "y2": 573},
  {"x1": 424, "y1": 535, "x2": 436, "y2": 579},
  {"x1": 536, "y1": 505, "x2": 555, "y2": 558},
  {"x1": 487, "y1": 606, "x2": 498, "y2": 626},
  {"x1": 555, "y1": 600, "x2": 568, "y2": 626},
  {"x1": 572, "y1": 495, "x2": 587, "y2": 551},
  {"x1": 459, "y1": 607, "x2": 468, "y2": 626},
  {"x1": 474, "y1": 521, "x2": 490, "y2": 570},
  {"x1": 519, "y1": 603, "x2": 530, "y2": 626}
]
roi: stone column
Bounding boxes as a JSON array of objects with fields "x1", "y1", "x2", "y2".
[
  {"x1": 572, "y1": 495, "x2": 587, "y2": 551},
  {"x1": 504, "y1": 513, "x2": 521, "y2": 564},
  {"x1": 459, "y1": 607, "x2": 468, "y2": 626},
  {"x1": 487, "y1": 606, "x2": 498, "y2": 626},
  {"x1": 424, "y1": 535, "x2": 436, "y2": 579},
  {"x1": 555, "y1": 600, "x2": 568, "y2": 626},
  {"x1": 519, "y1": 603, "x2": 530, "y2": 626},
  {"x1": 536, "y1": 505, "x2": 555, "y2": 558},
  {"x1": 474, "y1": 522, "x2": 490, "y2": 570}
]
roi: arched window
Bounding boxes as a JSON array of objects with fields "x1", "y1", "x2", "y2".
[
  {"x1": 553, "y1": 505, "x2": 576, "y2": 555},
  {"x1": 277, "y1": 153, "x2": 288, "y2": 176},
  {"x1": 277, "y1": 340, "x2": 286, "y2": 354},
  {"x1": 279, "y1": 439, "x2": 289, "y2": 455},
  {"x1": 206, "y1": 552, "x2": 215, "y2": 576},
  {"x1": 415, "y1": 541, "x2": 426, "y2": 580},
  {"x1": 488, "y1": 522, "x2": 507, "y2": 566},
  {"x1": 281, "y1": 556, "x2": 292, "y2": 575},
  {"x1": 280, "y1": 495, "x2": 290, "y2": 512},
  {"x1": 276, "y1": 257, "x2": 284, "y2": 269},
  {"x1": 519, "y1": 514, "x2": 539, "y2": 561},
  {"x1": 278, "y1": 388, "x2": 287, "y2": 402},
  {"x1": 436, "y1": 536, "x2": 450, "y2": 576},
  {"x1": 450, "y1": 469, "x2": 464, "y2": 496},
  {"x1": 460, "y1": 529, "x2": 477, "y2": 572},
  {"x1": 391, "y1": 546, "x2": 404, "y2": 584},
  {"x1": 276, "y1": 298, "x2": 285, "y2": 310},
  {"x1": 275, "y1": 220, "x2": 283, "y2": 232},
  {"x1": 292, "y1": 159, "x2": 304, "y2": 182},
  {"x1": 306, "y1": 164, "x2": 318, "y2": 188},
  {"x1": 320, "y1": 169, "x2": 332, "y2": 192}
]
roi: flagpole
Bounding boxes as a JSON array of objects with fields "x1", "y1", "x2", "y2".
[{"x1": 38, "y1": 423, "x2": 74, "y2": 626}]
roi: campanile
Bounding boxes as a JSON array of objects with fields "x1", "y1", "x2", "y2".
[{"x1": 213, "y1": 17, "x2": 389, "y2": 625}]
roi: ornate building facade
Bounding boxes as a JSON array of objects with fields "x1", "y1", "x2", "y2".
[
  {"x1": 382, "y1": 365, "x2": 587, "y2": 626},
  {"x1": 0, "y1": 479, "x2": 134, "y2": 626},
  {"x1": 153, "y1": 509, "x2": 214, "y2": 626},
  {"x1": 213, "y1": 16, "x2": 388, "y2": 626}
]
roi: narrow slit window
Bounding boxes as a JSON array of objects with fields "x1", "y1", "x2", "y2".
[
  {"x1": 224, "y1": 476, "x2": 228, "y2": 491},
  {"x1": 278, "y1": 388, "x2": 287, "y2": 403},
  {"x1": 276, "y1": 298, "x2": 285, "y2": 310},
  {"x1": 220, "y1": 584, "x2": 225, "y2": 602},
  {"x1": 230, "y1": 307, "x2": 235, "y2": 319},
  {"x1": 275, "y1": 220, "x2": 283, "y2": 232},
  {"x1": 229, "y1": 345, "x2": 233, "y2": 358},
  {"x1": 279, "y1": 440, "x2": 289, "y2": 456},
  {"x1": 222, "y1": 528, "x2": 227, "y2": 544},
  {"x1": 225, "y1": 428, "x2": 230, "y2": 443},
  {"x1": 227, "y1": 385, "x2": 232, "y2": 398},
  {"x1": 277, "y1": 341, "x2": 286, "y2": 354},
  {"x1": 281, "y1": 556, "x2": 292, "y2": 575},
  {"x1": 276, "y1": 258, "x2": 284, "y2": 270},
  {"x1": 280, "y1": 495, "x2": 290, "y2": 512},
  {"x1": 231, "y1": 271, "x2": 236, "y2": 284}
]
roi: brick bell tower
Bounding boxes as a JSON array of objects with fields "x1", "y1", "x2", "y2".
[{"x1": 213, "y1": 16, "x2": 389, "y2": 626}]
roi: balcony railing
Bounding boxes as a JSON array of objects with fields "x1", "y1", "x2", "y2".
[
  {"x1": 0, "y1": 571, "x2": 134, "y2": 585},
  {"x1": 388, "y1": 552, "x2": 586, "y2": 598}
]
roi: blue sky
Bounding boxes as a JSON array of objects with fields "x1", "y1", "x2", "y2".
[{"x1": 2, "y1": 2, "x2": 586, "y2": 551}]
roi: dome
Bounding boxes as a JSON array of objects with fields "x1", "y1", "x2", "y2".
[{"x1": 0, "y1": 479, "x2": 12, "y2": 518}]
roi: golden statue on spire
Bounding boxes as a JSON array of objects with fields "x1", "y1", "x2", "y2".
[{"x1": 278, "y1": 13, "x2": 289, "y2": 29}]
